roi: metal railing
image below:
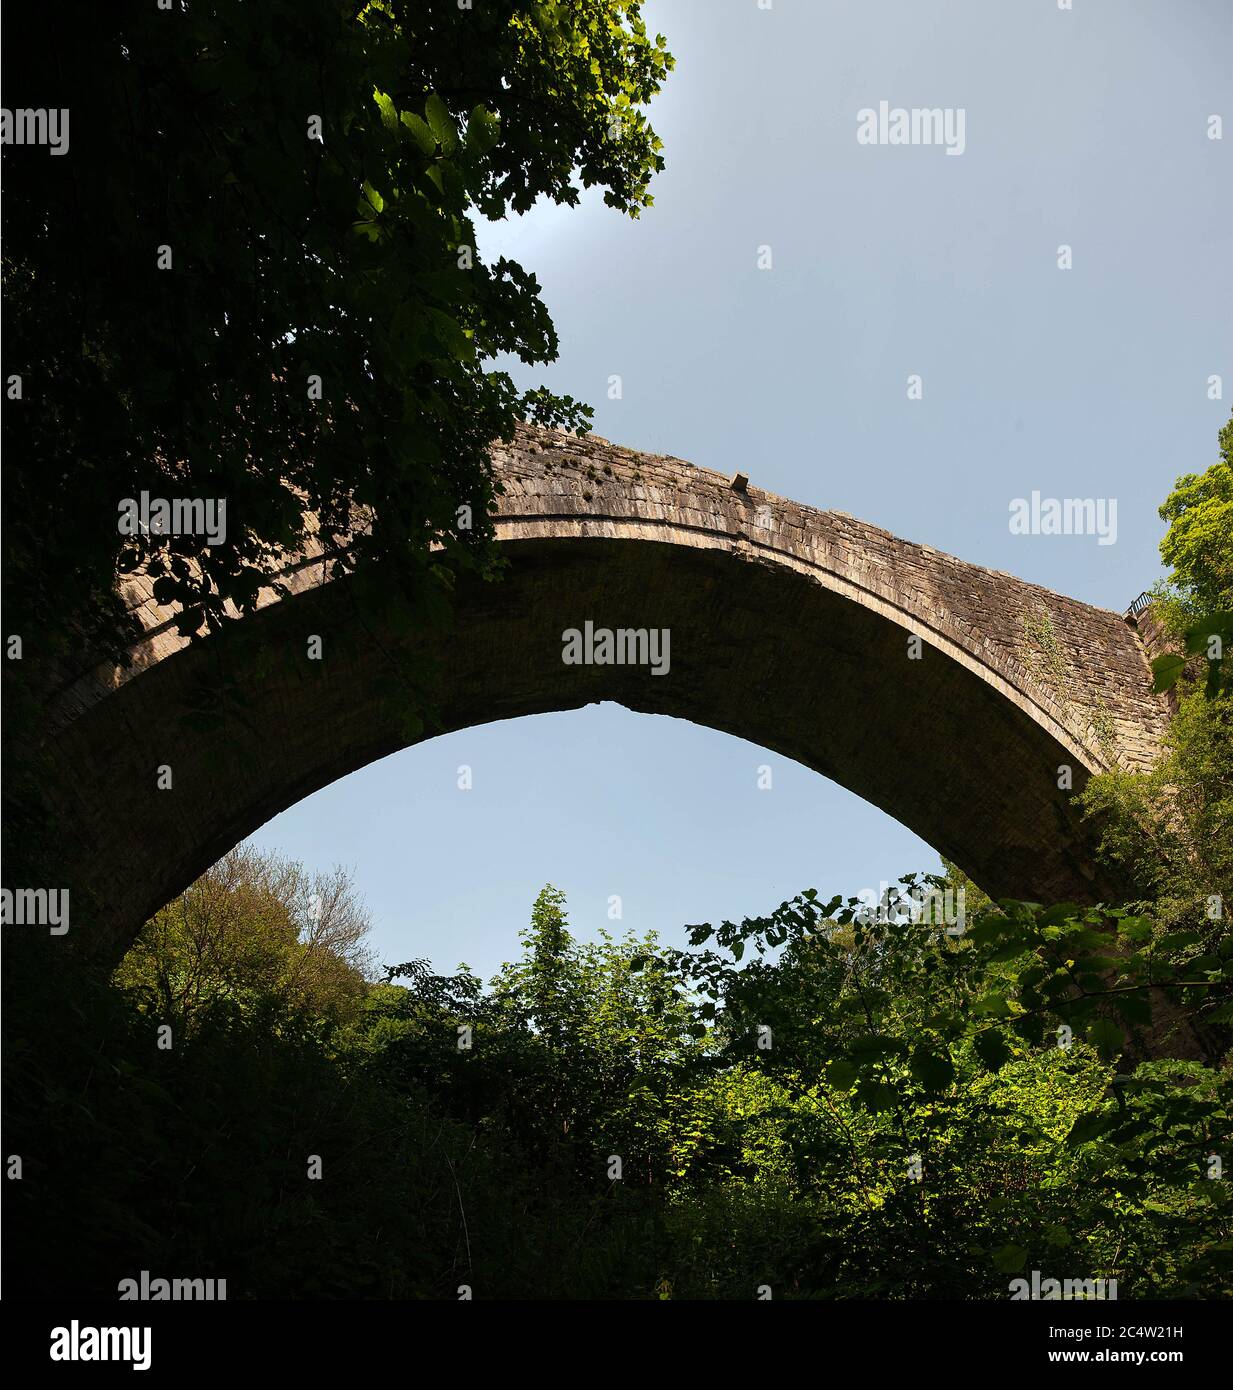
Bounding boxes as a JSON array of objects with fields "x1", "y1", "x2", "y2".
[{"x1": 1127, "y1": 591, "x2": 1152, "y2": 618}]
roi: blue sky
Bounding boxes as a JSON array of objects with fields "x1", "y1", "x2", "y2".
[{"x1": 251, "y1": 0, "x2": 1232, "y2": 981}]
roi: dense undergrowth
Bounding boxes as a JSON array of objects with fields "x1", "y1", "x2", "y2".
[{"x1": 5, "y1": 856, "x2": 1229, "y2": 1300}]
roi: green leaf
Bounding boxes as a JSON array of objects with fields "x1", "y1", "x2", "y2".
[
  {"x1": 1118, "y1": 916, "x2": 1154, "y2": 942},
  {"x1": 1151, "y1": 652, "x2": 1186, "y2": 693},
  {"x1": 1110, "y1": 1076, "x2": 1168, "y2": 1093},
  {"x1": 826, "y1": 1059, "x2": 858, "y2": 1092},
  {"x1": 909, "y1": 1045, "x2": 955, "y2": 1092},
  {"x1": 854, "y1": 1078, "x2": 899, "y2": 1113},
  {"x1": 1087, "y1": 1017, "x2": 1124, "y2": 1060},
  {"x1": 973, "y1": 1029, "x2": 1011, "y2": 1071},
  {"x1": 1066, "y1": 1109, "x2": 1117, "y2": 1145},
  {"x1": 849, "y1": 1034, "x2": 900, "y2": 1062},
  {"x1": 971, "y1": 993, "x2": 1012, "y2": 1017},
  {"x1": 968, "y1": 917, "x2": 1014, "y2": 947},
  {"x1": 424, "y1": 307, "x2": 474, "y2": 361},
  {"x1": 373, "y1": 88, "x2": 399, "y2": 132},
  {"x1": 1183, "y1": 610, "x2": 1233, "y2": 654},
  {"x1": 465, "y1": 104, "x2": 500, "y2": 153},
  {"x1": 424, "y1": 93, "x2": 458, "y2": 154},
  {"x1": 1113, "y1": 993, "x2": 1153, "y2": 1025},
  {"x1": 1039, "y1": 902, "x2": 1083, "y2": 927},
  {"x1": 400, "y1": 111, "x2": 436, "y2": 156},
  {"x1": 992, "y1": 1244, "x2": 1028, "y2": 1273},
  {"x1": 1158, "y1": 929, "x2": 1202, "y2": 954}
]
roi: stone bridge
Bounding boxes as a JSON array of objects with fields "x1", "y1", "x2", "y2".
[{"x1": 29, "y1": 424, "x2": 1171, "y2": 958}]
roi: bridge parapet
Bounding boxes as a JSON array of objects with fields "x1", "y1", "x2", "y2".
[
  {"x1": 490, "y1": 426, "x2": 1170, "y2": 775},
  {"x1": 54, "y1": 423, "x2": 1169, "y2": 780}
]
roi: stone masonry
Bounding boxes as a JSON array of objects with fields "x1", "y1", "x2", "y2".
[{"x1": 29, "y1": 424, "x2": 1173, "y2": 959}]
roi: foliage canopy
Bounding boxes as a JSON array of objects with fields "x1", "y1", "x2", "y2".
[{"x1": 2, "y1": 0, "x2": 673, "y2": 657}]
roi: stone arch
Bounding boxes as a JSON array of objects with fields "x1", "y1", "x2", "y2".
[{"x1": 26, "y1": 425, "x2": 1169, "y2": 959}]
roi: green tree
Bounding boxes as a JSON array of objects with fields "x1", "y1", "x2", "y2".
[
  {"x1": 1080, "y1": 693, "x2": 1233, "y2": 921},
  {"x1": 113, "y1": 845, "x2": 375, "y2": 1030},
  {"x1": 9, "y1": 863, "x2": 1231, "y2": 1299},
  {"x1": 661, "y1": 882, "x2": 1231, "y2": 1298},
  {"x1": 1149, "y1": 411, "x2": 1233, "y2": 697},
  {"x1": 1075, "y1": 415, "x2": 1233, "y2": 1059},
  {"x1": 480, "y1": 885, "x2": 702, "y2": 1180},
  {"x1": 2, "y1": 0, "x2": 673, "y2": 663},
  {"x1": 1158, "y1": 412, "x2": 1233, "y2": 618},
  {"x1": 522, "y1": 883, "x2": 577, "y2": 1049}
]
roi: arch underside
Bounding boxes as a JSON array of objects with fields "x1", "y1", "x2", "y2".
[{"x1": 37, "y1": 534, "x2": 1127, "y2": 961}]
